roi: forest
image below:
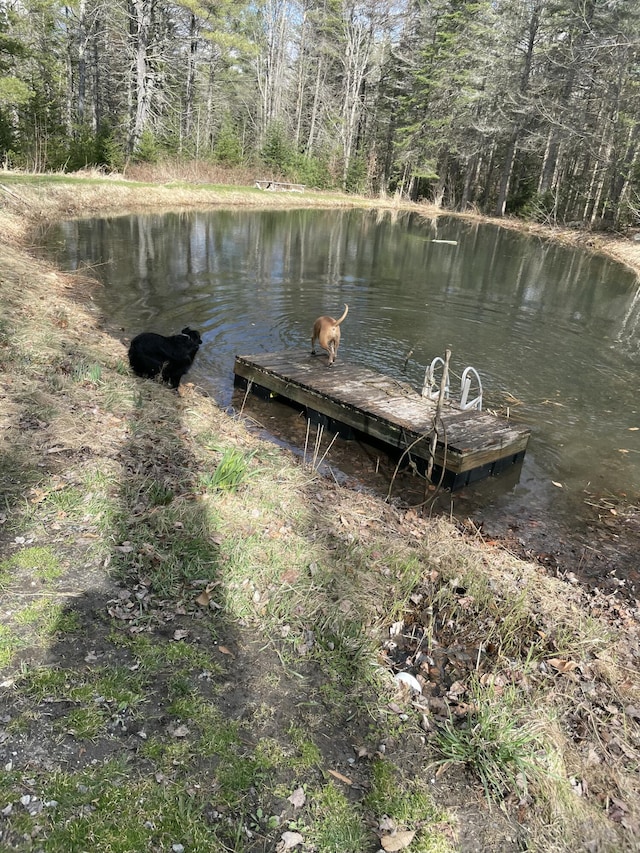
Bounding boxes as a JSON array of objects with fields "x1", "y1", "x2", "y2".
[{"x1": 0, "y1": 0, "x2": 639, "y2": 227}]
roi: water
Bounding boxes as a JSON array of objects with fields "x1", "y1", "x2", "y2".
[{"x1": 38, "y1": 207, "x2": 640, "y2": 552}]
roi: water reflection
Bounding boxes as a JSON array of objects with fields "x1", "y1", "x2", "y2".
[{"x1": 39, "y1": 208, "x2": 640, "y2": 529}]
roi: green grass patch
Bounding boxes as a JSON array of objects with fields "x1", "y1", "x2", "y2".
[
  {"x1": 17, "y1": 665, "x2": 69, "y2": 699},
  {"x1": 309, "y1": 781, "x2": 370, "y2": 853},
  {"x1": 42, "y1": 485, "x2": 86, "y2": 517},
  {"x1": 57, "y1": 706, "x2": 106, "y2": 740},
  {"x1": 0, "y1": 173, "x2": 147, "y2": 187},
  {"x1": 14, "y1": 599, "x2": 76, "y2": 636},
  {"x1": 14, "y1": 664, "x2": 148, "y2": 740},
  {"x1": 0, "y1": 546, "x2": 64, "y2": 586},
  {"x1": 254, "y1": 736, "x2": 287, "y2": 769},
  {"x1": 0, "y1": 623, "x2": 28, "y2": 669},
  {"x1": 200, "y1": 447, "x2": 257, "y2": 491},
  {"x1": 365, "y1": 758, "x2": 442, "y2": 822},
  {"x1": 19, "y1": 664, "x2": 147, "y2": 713},
  {"x1": 364, "y1": 760, "x2": 453, "y2": 852},
  {"x1": 434, "y1": 681, "x2": 545, "y2": 803},
  {"x1": 2, "y1": 758, "x2": 225, "y2": 852},
  {"x1": 112, "y1": 632, "x2": 222, "y2": 676},
  {"x1": 55, "y1": 609, "x2": 83, "y2": 634},
  {"x1": 141, "y1": 736, "x2": 193, "y2": 767},
  {"x1": 72, "y1": 360, "x2": 103, "y2": 385},
  {"x1": 0, "y1": 546, "x2": 80, "y2": 667},
  {"x1": 288, "y1": 724, "x2": 322, "y2": 770},
  {"x1": 197, "y1": 703, "x2": 277, "y2": 795},
  {"x1": 142, "y1": 696, "x2": 278, "y2": 806},
  {"x1": 111, "y1": 524, "x2": 219, "y2": 598},
  {"x1": 219, "y1": 529, "x2": 321, "y2": 625}
]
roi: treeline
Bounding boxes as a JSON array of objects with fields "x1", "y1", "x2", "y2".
[{"x1": 1, "y1": 0, "x2": 639, "y2": 227}]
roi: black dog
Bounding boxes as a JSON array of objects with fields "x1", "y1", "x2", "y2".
[{"x1": 128, "y1": 327, "x2": 202, "y2": 389}]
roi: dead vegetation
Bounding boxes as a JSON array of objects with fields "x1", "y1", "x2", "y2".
[{"x1": 0, "y1": 173, "x2": 639, "y2": 852}]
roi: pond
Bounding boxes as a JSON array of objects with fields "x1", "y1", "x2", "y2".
[{"x1": 38, "y1": 208, "x2": 640, "y2": 579}]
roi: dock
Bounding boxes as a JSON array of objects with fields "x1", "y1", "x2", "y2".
[
  {"x1": 233, "y1": 351, "x2": 530, "y2": 489},
  {"x1": 255, "y1": 180, "x2": 306, "y2": 192}
]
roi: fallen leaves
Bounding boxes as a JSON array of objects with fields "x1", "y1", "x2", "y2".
[
  {"x1": 287, "y1": 787, "x2": 305, "y2": 809},
  {"x1": 193, "y1": 581, "x2": 222, "y2": 608},
  {"x1": 194, "y1": 588, "x2": 212, "y2": 607},
  {"x1": 277, "y1": 831, "x2": 304, "y2": 851},
  {"x1": 326, "y1": 769, "x2": 352, "y2": 785},
  {"x1": 547, "y1": 657, "x2": 579, "y2": 675},
  {"x1": 280, "y1": 568, "x2": 300, "y2": 584}
]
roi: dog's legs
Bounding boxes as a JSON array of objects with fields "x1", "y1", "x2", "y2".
[
  {"x1": 142, "y1": 357, "x2": 164, "y2": 379},
  {"x1": 162, "y1": 356, "x2": 191, "y2": 388}
]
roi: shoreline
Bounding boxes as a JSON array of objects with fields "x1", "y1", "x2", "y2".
[{"x1": 3, "y1": 170, "x2": 640, "y2": 278}]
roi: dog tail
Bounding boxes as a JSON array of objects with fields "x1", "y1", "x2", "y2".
[{"x1": 336, "y1": 303, "x2": 349, "y2": 325}]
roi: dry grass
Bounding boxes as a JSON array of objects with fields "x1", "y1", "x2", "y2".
[
  {"x1": 0, "y1": 166, "x2": 423, "y2": 227},
  {"x1": 122, "y1": 159, "x2": 260, "y2": 186}
]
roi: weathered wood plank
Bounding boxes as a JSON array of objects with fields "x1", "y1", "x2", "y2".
[{"x1": 234, "y1": 350, "x2": 530, "y2": 478}]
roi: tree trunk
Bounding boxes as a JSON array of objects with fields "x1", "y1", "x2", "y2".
[
  {"x1": 128, "y1": 0, "x2": 155, "y2": 155},
  {"x1": 205, "y1": 57, "x2": 216, "y2": 150},
  {"x1": 461, "y1": 153, "x2": 480, "y2": 209},
  {"x1": 76, "y1": 0, "x2": 87, "y2": 126},
  {"x1": 294, "y1": 7, "x2": 308, "y2": 148},
  {"x1": 183, "y1": 12, "x2": 199, "y2": 146},
  {"x1": 256, "y1": 0, "x2": 287, "y2": 142},
  {"x1": 306, "y1": 58, "x2": 323, "y2": 155},
  {"x1": 495, "y1": 132, "x2": 517, "y2": 216},
  {"x1": 340, "y1": 11, "x2": 373, "y2": 189}
]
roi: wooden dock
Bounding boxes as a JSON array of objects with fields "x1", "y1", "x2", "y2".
[
  {"x1": 233, "y1": 351, "x2": 530, "y2": 489},
  {"x1": 255, "y1": 180, "x2": 306, "y2": 192}
]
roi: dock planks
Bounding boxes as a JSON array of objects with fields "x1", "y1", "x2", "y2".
[{"x1": 233, "y1": 350, "x2": 530, "y2": 488}]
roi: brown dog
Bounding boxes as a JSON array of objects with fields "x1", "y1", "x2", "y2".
[{"x1": 311, "y1": 304, "x2": 348, "y2": 365}]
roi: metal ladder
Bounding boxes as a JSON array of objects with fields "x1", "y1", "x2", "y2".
[{"x1": 421, "y1": 356, "x2": 483, "y2": 411}]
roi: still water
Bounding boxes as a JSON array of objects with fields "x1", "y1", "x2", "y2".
[{"x1": 39, "y1": 207, "x2": 640, "y2": 536}]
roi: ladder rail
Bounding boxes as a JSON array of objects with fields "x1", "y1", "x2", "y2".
[
  {"x1": 460, "y1": 365, "x2": 483, "y2": 410},
  {"x1": 422, "y1": 357, "x2": 482, "y2": 411}
]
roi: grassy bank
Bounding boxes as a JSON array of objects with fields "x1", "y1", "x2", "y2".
[{"x1": 0, "y1": 172, "x2": 639, "y2": 853}]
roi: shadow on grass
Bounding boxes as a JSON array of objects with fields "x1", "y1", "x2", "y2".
[{"x1": 0, "y1": 376, "x2": 410, "y2": 853}]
